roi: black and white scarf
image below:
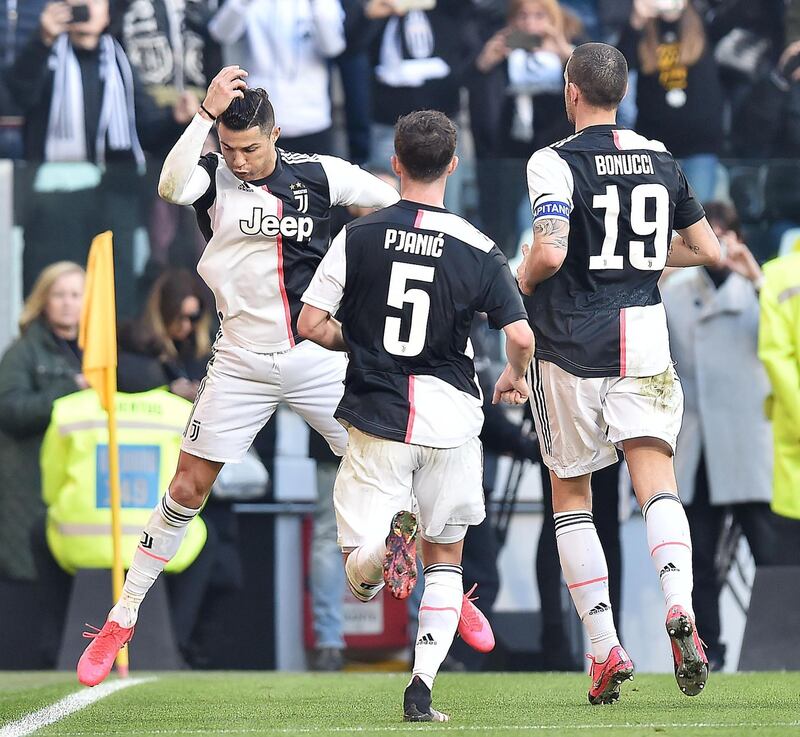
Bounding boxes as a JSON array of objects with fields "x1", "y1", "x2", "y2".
[{"x1": 45, "y1": 33, "x2": 145, "y2": 169}]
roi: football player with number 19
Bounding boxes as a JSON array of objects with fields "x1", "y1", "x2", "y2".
[{"x1": 517, "y1": 43, "x2": 721, "y2": 705}]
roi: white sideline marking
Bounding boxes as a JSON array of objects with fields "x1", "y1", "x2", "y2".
[
  {"x1": 44, "y1": 721, "x2": 800, "y2": 735},
  {"x1": 0, "y1": 677, "x2": 154, "y2": 737}
]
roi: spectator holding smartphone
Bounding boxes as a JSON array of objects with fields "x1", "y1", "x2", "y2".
[
  {"x1": 470, "y1": 0, "x2": 580, "y2": 255},
  {"x1": 6, "y1": 0, "x2": 190, "y2": 316}
]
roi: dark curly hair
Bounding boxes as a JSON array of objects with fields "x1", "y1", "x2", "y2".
[{"x1": 219, "y1": 88, "x2": 275, "y2": 134}]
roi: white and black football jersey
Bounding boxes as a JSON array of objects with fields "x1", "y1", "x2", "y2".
[
  {"x1": 192, "y1": 150, "x2": 399, "y2": 353},
  {"x1": 302, "y1": 200, "x2": 527, "y2": 448},
  {"x1": 526, "y1": 125, "x2": 705, "y2": 378}
]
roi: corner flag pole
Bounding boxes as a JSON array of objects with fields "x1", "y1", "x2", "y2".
[
  {"x1": 79, "y1": 231, "x2": 129, "y2": 677},
  {"x1": 105, "y1": 357, "x2": 128, "y2": 677}
]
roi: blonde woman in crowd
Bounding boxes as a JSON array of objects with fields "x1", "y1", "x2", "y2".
[{"x1": 0, "y1": 262, "x2": 86, "y2": 585}]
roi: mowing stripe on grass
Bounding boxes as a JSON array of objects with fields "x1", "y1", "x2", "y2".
[
  {"x1": 0, "y1": 678, "x2": 154, "y2": 737},
  {"x1": 40, "y1": 721, "x2": 800, "y2": 735}
]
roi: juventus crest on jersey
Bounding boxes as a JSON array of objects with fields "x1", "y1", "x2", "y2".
[
  {"x1": 302, "y1": 200, "x2": 527, "y2": 448},
  {"x1": 191, "y1": 149, "x2": 399, "y2": 353},
  {"x1": 525, "y1": 125, "x2": 705, "y2": 378}
]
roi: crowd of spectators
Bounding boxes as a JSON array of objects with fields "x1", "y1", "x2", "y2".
[{"x1": 0, "y1": 0, "x2": 799, "y2": 672}]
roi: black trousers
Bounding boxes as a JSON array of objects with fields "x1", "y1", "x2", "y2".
[
  {"x1": 685, "y1": 455, "x2": 789, "y2": 665},
  {"x1": 536, "y1": 460, "x2": 623, "y2": 667}
]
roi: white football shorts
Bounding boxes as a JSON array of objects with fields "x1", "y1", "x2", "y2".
[
  {"x1": 334, "y1": 425, "x2": 486, "y2": 549},
  {"x1": 181, "y1": 337, "x2": 348, "y2": 463},
  {"x1": 528, "y1": 359, "x2": 684, "y2": 478}
]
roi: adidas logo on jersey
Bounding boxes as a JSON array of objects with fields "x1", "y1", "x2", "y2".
[
  {"x1": 239, "y1": 206, "x2": 313, "y2": 241},
  {"x1": 659, "y1": 562, "x2": 679, "y2": 578},
  {"x1": 587, "y1": 602, "x2": 610, "y2": 616},
  {"x1": 238, "y1": 182, "x2": 251, "y2": 192},
  {"x1": 417, "y1": 633, "x2": 436, "y2": 646}
]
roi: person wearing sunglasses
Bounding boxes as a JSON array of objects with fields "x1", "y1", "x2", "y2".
[{"x1": 118, "y1": 269, "x2": 212, "y2": 401}]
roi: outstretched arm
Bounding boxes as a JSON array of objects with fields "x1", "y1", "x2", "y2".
[{"x1": 158, "y1": 66, "x2": 248, "y2": 205}]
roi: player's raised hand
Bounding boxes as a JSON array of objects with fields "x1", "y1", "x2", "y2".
[
  {"x1": 201, "y1": 66, "x2": 249, "y2": 120},
  {"x1": 40, "y1": 2, "x2": 71, "y2": 46},
  {"x1": 492, "y1": 364, "x2": 529, "y2": 406},
  {"x1": 721, "y1": 234, "x2": 762, "y2": 284}
]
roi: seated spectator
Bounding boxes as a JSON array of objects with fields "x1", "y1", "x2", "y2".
[
  {"x1": 617, "y1": 0, "x2": 724, "y2": 201},
  {"x1": 118, "y1": 268, "x2": 212, "y2": 401},
  {"x1": 758, "y1": 245, "x2": 800, "y2": 565},
  {"x1": 663, "y1": 201, "x2": 784, "y2": 670},
  {"x1": 470, "y1": 0, "x2": 579, "y2": 255},
  {"x1": 208, "y1": 0, "x2": 345, "y2": 154},
  {"x1": 0, "y1": 261, "x2": 85, "y2": 585}
]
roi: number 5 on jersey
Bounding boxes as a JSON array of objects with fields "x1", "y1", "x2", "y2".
[
  {"x1": 384, "y1": 262, "x2": 435, "y2": 357},
  {"x1": 590, "y1": 183, "x2": 670, "y2": 271}
]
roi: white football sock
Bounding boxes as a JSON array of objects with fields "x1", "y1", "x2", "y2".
[
  {"x1": 555, "y1": 511, "x2": 620, "y2": 662},
  {"x1": 642, "y1": 492, "x2": 694, "y2": 617},
  {"x1": 411, "y1": 563, "x2": 463, "y2": 690},
  {"x1": 344, "y1": 538, "x2": 387, "y2": 602},
  {"x1": 108, "y1": 492, "x2": 200, "y2": 628}
]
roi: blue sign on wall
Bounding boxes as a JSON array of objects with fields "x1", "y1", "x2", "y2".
[{"x1": 96, "y1": 445, "x2": 161, "y2": 509}]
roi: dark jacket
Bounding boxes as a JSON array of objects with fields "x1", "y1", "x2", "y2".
[
  {"x1": 0, "y1": 319, "x2": 81, "y2": 580},
  {"x1": 5, "y1": 32, "x2": 183, "y2": 161},
  {"x1": 470, "y1": 57, "x2": 573, "y2": 160},
  {"x1": 618, "y1": 17, "x2": 724, "y2": 157}
]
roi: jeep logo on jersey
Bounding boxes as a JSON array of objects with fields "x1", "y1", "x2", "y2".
[
  {"x1": 289, "y1": 181, "x2": 309, "y2": 213},
  {"x1": 239, "y1": 207, "x2": 314, "y2": 241}
]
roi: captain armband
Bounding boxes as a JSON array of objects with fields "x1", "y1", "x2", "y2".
[{"x1": 532, "y1": 201, "x2": 571, "y2": 222}]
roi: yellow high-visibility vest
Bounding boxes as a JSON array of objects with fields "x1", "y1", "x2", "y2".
[
  {"x1": 41, "y1": 388, "x2": 206, "y2": 573},
  {"x1": 759, "y1": 253, "x2": 800, "y2": 521}
]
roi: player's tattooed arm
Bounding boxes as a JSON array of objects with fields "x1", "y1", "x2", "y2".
[
  {"x1": 533, "y1": 217, "x2": 570, "y2": 250},
  {"x1": 518, "y1": 217, "x2": 570, "y2": 295},
  {"x1": 667, "y1": 218, "x2": 722, "y2": 268}
]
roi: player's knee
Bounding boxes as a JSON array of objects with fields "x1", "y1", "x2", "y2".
[{"x1": 168, "y1": 468, "x2": 211, "y2": 509}]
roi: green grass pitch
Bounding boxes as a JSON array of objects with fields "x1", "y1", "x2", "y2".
[{"x1": 1, "y1": 672, "x2": 799, "y2": 736}]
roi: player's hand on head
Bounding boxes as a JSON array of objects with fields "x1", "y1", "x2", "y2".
[
  {"x1": 202, "y1": 66, "x2": 249, "y2": 119},
  {"x1": 40, "y1": 2, "x2": 71, "y2": 46}
]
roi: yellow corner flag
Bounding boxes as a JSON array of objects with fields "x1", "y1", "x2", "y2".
[
  {"x1": 79, "y1": 231, "x2": 117, "y2": 410},
  {"x1": 78, "y1": 231, "x2": 129, "y2": 677}
]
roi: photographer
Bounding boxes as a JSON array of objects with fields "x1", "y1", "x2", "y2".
[{"x1": 618, "y1": 0, "x2": 723, "y2": 201}]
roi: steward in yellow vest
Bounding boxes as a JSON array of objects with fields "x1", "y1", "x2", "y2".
[
  {"x1": 41, "y1": 388, "x2": 206, "y2": 574},
  {"x1": 759, "y1": 252, "x2": 800, "y2": 521}
]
